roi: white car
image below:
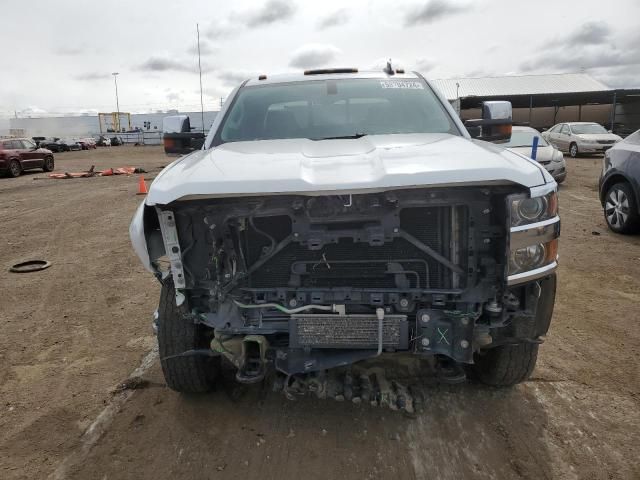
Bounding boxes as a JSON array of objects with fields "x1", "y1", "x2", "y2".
[
  {"x1": 542, "y1": 122, "x2": 622, "y2": 158},
  {"x1": 506, "y1": 126, "x2": 566, "y2": 183},
  {"x1": 130, "y1": 68, "x2": 559, "y2": 399}
]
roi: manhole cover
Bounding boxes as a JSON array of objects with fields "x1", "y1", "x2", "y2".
[{"x1": 9, "y1": 260, "x2": 51, "y2": 273}]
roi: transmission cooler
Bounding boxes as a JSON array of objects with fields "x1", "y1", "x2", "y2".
[{"x1": 289, "y1": 314, "x2": 409, "y2": 350}]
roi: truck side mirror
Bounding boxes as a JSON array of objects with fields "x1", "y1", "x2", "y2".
[
  {"x1": 162, "y1": 115, "x2": 205, "y2": 156},
  {"x1": 464, "y1": 101, "x2": 513, "y2": 143}
]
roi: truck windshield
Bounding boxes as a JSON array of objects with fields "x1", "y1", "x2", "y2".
[{"x1": 215, "y1": 78, "x2": 459, "y2": 145}]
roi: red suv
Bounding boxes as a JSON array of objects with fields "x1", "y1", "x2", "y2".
[{"x1": 0, "y1": 138, "x2": 55, "y2": 177}]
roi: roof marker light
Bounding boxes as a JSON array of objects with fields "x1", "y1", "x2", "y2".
[{"x1": 304, "y1": 68, "x2": 358, "y2": 75}]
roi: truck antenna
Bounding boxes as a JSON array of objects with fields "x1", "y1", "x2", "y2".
[{"x1": 196, "y1": 23, "x2": 205, "y2": 136}]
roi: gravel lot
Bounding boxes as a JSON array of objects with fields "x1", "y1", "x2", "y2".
[{"x1": 0, "y1": 146, "x2": 638, "y2": 479}]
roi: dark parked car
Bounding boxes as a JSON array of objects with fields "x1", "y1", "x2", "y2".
[
  {"x1": 599, "y1": 129, "x2": 640, "y2": 233},
  {"x1": 35, "y1": 137, "x2": 68, "y2": 152},
  {"x1": 77, "y1": 138, "x2": 97, "y2": 150},
  {"x1": 0, "y1": 138, "x2": 55, "y2": 177},
  {"x1": 63, "y1": 139, "x2": 82, "y2": 151}
]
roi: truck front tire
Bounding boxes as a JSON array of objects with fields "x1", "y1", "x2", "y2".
[
  {"x1": 157, "y1": 281, "x2": 220, "y2": 393},
  {"x1": 473, "y1": 342, "x2": 539, "y2": 386},
  {"x1": 473, "y1": 274, "x2": 556, "y2": 386}
]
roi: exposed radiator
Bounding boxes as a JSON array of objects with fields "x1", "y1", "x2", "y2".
[
  {"x1": 289, "y1": 314, "x2": 408, "y2": 349},
  {"x1": 244, "y1": 206, "x2": 462, "y2": 290}
]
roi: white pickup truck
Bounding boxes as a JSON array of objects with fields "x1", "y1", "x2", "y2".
[{"x1": 130, "y1": 68, "x2": 559, "y2": 397}]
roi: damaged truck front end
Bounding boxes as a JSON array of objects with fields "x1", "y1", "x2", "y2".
[
  {"x1": 130, "y1": 70, "x2": 559, "y2": 395},
  {"x1": 135, "y1": 183, "x2": 558, "y2": 387}
]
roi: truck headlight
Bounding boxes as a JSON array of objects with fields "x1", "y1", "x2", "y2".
[
  {"x1": 510, "y1": 191, "x2": 557, "y2": 227},
  {"x1": 509, "y1": 239, "x2": 558, "y2": 276},
  {"x1": 507, "y1": 190, "x2": 560, "y2": 284}
]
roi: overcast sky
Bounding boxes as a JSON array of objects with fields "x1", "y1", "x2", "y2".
[{"x1": 1, "y1": 0, "x2": 639, "y2": 116}]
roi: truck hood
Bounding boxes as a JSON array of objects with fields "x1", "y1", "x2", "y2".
[{"x1": 147, "y1": 133, "x2": 548, "y2": 205}]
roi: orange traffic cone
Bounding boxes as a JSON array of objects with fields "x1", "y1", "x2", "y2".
[{"x1": 136, "y1": 175, "x2": 148, "y2": 195}]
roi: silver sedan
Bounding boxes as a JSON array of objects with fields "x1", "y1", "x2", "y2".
[
  {"x1": 506, "y1": 126, "x2": 566, "y2": 183},
  {"x1": 542, "y1": 122, "x2": 622, "y2": 158}
]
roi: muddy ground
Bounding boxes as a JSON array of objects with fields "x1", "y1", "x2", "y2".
[{"x1": 0, "y1": 146, "x2": 638, "y2": 480}]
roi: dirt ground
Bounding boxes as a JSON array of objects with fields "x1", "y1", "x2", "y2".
[{"x1": 0, "y1": 146, "x2": 638, "y2": 480}]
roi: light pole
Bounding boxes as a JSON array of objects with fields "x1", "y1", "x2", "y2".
[{"x1": 112, "y1": 72, "x2": 120, "y2": 132}]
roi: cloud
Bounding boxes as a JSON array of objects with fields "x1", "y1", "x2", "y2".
[
  {"x1": 217, "y1": 70, "x2": 255, "y2": 87},
  {"x1": 413, "y1": 57, "x2": 436, "y2": 73},
  {"x1": 74, "y1": 72, "x2": 110, "y2": 81},
  {"x1": 138, "y1": 56, "x2": 212, "y2": 73},
  {"x1": 166, "y1": 91, "x2": 183, "y2": 102},
  {"x1": 187, "y1": 40, "x2": 218, "y2": 56},
  {"x1": 55, "y1": 46, "x2": 85, "y2": 56},
  {"x1": 242, "y1": 0, "x2": 297, "y2": 28},
  {"x1": 517, "y1": 26, "x2": 640, "y2": 89},
  {"x1": 139, "y1": 56, "x2": 192, "y2": 72},
  {"x1": 317, "y1": 9, "x2": 349, "y2": 29},
  {"x1": 564, "y1": 21, "x2": 611, "y2": 47},
  {"x1": 203, "y1": 18, "x2": 235, "y2": 40},
  {"x1": 405, "y1": 0, "x2": 469, "y2": 26},
  {"x1": 289, "y1": 44, "x2": 341, "y2": 69},
  {"x1": 520, "y1": 28, "x2": 640, "y2": 73},
  {"x1": 593, "y1": 66, "x2": 640, "y2": 88}
]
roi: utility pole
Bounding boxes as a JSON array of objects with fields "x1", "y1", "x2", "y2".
[{"x1": 112, "y1": 72, "x2": 120, "y2": 132}]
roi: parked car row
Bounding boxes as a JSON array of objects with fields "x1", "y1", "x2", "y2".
[
  {"x1": 32, "y1": 137, "x2": 97, "y2": 152},
  {"x1": 96, "y1": 136, "x2": 124, "y2": 146}
]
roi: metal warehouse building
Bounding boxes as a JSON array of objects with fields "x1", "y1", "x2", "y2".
[
  {"x1": 6, "y1": 110, "x2": 218, "y2": 140},
  {"x1": 431, "y1": 73, "x2": 640, "y2": 135}
]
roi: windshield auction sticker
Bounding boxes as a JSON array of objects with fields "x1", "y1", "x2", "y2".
[{"x1": 380, "y1": 80, "x2": 424, "y2": 89}]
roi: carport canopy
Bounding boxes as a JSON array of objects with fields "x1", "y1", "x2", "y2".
[{"x1": 429, "y1": 73, "x2": 640, "y2": 129}]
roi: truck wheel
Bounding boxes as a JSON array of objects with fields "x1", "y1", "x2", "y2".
[
  {"x1": 473, "y1": 343, "x2": 538, "y2": 387},
  {"x1": 604, "y1": 182, "x2": 640, "y2": 234},
  {"x1": 157, "y1": 281, "x2": 219, "y2": 393},
  {"x1": 473, "y1": 274, "x2": 555, "y2": 386}
]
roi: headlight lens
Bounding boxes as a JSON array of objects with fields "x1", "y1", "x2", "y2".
[
  {"x1": 518, "y1": 197, "x2": 547, "y2": 221},
  {"x1": 510, "y1": 191, "x2": 557, "y2": 227},
  {"x1": 509, "y1": 239, "x2": 558, "y2": 276},
  {"x1": 511, "y1": 244, "x2": 545, "y2": 273}
]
